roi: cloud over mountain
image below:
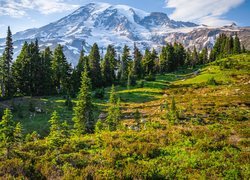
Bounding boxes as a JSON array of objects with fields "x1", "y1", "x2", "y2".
[{"x1": 165, "y1": 0, "x2": 245, "y2": 26}]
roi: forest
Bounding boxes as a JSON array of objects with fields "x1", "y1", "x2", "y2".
[{"x1": 0, "y1": 27, "x2": 249, "y2": 179}]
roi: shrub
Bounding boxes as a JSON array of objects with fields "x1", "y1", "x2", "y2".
[
  {"x1": 144, "y1": 74, "x2": 156, "y2": 81},
  {"x1": 207, "y1": 77, "x2": 218, "y2": 85},
  {"x1": 94, "y1": 88, "x2": 105, "y2": 99}
]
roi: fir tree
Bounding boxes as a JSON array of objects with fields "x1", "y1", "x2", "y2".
[
  {"x1": 120, "y1": 45, "x2": 131, "y2": 82},
  {"x1": 191, "y1": 46, "x2": 199, "y2": 67},
  {"x1": 102, "y1": 45, "x2": 116, "y2": 86},
  {"x1": 233, "y1": 34, "x2": 241, "y2": 54},
  {"x1": 51, "y1": 44, "x2": 71, "y2": 94},
  {"x1": 106, "y1": 85, "x2": 121, "y2": 131},
  {"x1": 89, "y1": 43, "x2": 102, "y2": 88},
  {"x1": 73, "y1": 67, "x2": 94, "y2": 134},
  {"x1": 1, "y1": 26, "x2": 13, "y2": 97},
  {"x1": 47, "y1": 111, "x2": 65, "y2": 148},
  {"x1": 0, "y1": 109, "x2": 22, "y2": 159},
  {"x1": 132, "y1": 43, "x2": 143, "y2": 79}
]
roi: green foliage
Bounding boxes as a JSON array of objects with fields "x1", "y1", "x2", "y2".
[
  {"x1": 51, "y1": 44, "x2": 71, "y2": 94},
  {"x1": 94, "y1": 88, "x2": 105, "y2": 99},
  {"x1": 89, "y1": 43, "x2": 102, "y2": 88},
  {"x1": 0, "y1": 109, "x2": 22, "y2": 158},
  {"x1": 73, "y1": 68, "x2": 94, "y2": 134},
  {"x1": 106, "y1": 85, "x2": 121, "y2": 131},
  {"x1": 47, "y1": 111, "x2": 68, "y2": 148}
]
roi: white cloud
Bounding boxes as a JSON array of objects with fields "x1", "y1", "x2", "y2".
[
  {"x1": 0, "y1": 0, "x2": 80, "y2": 18},
  {"x1": 165, "y1": 0, "x2": 245, "y2": 26}
]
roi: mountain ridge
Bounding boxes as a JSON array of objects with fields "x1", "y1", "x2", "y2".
[{"x1": 0, "y1": 2, "x2": 249, "y2": 66}]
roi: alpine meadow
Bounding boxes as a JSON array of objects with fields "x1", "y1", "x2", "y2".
[{"x1": 0, "y1": 1, "x2": 249, "y2": 179}]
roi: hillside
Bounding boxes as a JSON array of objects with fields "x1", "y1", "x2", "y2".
[{"x1": 0, "y1": 54, "x2": 249, "y2": 179}]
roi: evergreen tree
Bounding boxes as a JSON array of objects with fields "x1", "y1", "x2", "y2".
[
  {"x1": 73, "y1": 67, "x2": 94, "y2": 134},
  {"x1": 191, "y1": 46, "x2": 199, "y2": 67},
  {"x1": 51, "y1": 44, "x2": 71, "y2": 94},
  {"x1": 106, "y1": 85, "x2": 121, "y2": 131},
  {"x1": 102, "y1": 45, "x2": 116, "y2": 86},
  {"x1": 89, "y1": 43, "x2": 102, "y2": 88},
  {"x1": 72, "y1": 50, "x2": 89, "y2": 93},
  {"x1": 12, "y1": 42, "x2": 30, "y2": 95},
  {"x1": 1, "y1": 26, "x2": 13, "y2": 97},
  {"x1": 142, "y1": 48, "x2": 152, "y2": 75},
  {"x1": 120, "y1": 45, "x2": 131, "y2": 83},
  {"x1": 199, "y1": 47, "x2": 208, "y2": 64},
  {"x1": 47, "y1": 111, "x2": 65, "y2": 148},
  {"x1": 132, "y1": 43, "x2": 143, "y2": 79},
  {"x1": 0, "y1": 109, "x2": 22, "y2": 159},
  {"x1": 233, "y1": 34, "x2": 241, "y2": 54},
  {"x1": 40, "y1": 47, "x2": 53, "y2": 95}
]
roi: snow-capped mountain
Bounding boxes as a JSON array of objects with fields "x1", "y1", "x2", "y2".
[{"x1": 0, "y1": 2, "x2": 249, "y2": 65}]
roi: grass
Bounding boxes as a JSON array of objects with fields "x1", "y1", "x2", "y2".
[{"x1": 0, "y1": 54, "x2": 249, "y2": 179}]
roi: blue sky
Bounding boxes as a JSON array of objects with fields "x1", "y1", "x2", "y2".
[{"x1": 0, "y1": 0, "x2": 249, "y2": 38}]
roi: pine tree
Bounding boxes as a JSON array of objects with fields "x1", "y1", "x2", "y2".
[
  {"x1": 51, "y1": 44, "x2": 71, "y2": 94},
  {"x1": 120, "y1": 45, "x2": 131, "y2": 83},
  {"x1": 106, "y1": 85, "x2": 121, "y2": 131},
  {"x1": 132, "y1": 43, "x2": 143, "y2": 79},
  {"x1": 233, "y1": 34, "x2": 241, "y2": 54},
  {"x1": 12, "y1": 42, "x2": 30, "y2": 95},
  {"x1": 73, "y1": 67, "x2": 94, "y2": 134},
  {"x1": 102, "y1": 45, "x2": 116, "y2": 86},
  {"x1": 47, "y1": 111, "x2": 65, "y2": 148},
  {"x1": 40, "y1": 47, "x2": 53, "y2": 95},
  {"x1": 72, "y1": 50, "x2": 89, "y2": 93},
  {"x1": 89, "y1": 43, "x2": 102, "y2": 88},
  {"x1": 1, "y1": 26, "x2": 13, "y2": 97},
  {"x1": 0, "y1": 109, "x2": 22, "y2": 158},
  {"x1": 191, "y1": 46, "x2": 199, "y2": 67},
  {"x1": 199, "y1": 47, "x2": 208, "y2": 64}
]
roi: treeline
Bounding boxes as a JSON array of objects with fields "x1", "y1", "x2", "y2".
[{"x1": 0, "y1": 27, "x2": 245, "y2": 99}]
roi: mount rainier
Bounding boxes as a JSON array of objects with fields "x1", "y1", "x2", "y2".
[{"x1": 0, "y1": 2, "x2": 249, "y2": 66}]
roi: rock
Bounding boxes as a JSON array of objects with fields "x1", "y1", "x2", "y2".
[
  {"x1": 98, "y1": 112, "x2": 107, "y2": 120},
  {"x1": 35, "y1": 107, "x2": 43, "y2": 113}
]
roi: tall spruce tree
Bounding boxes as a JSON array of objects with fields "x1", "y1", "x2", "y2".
[
  {"x1": 120, "y1": 45, "x2": 131, "y2": 82},
  {"x1": 89, "y1": 43, "x2": 102, "y2": 88},
  {"x1": 106, "y1": 85, "x2": 121, "y2": 131},
  {"x1": 40, "y1": 47, "x2": 53, "y2": 95},
  {"x1": 73, "y1": 67, "x2": 94, "y2": 134},
  {"x1": 0, "y1": 109, "x2": 22, "y2": 159},
  {"x1": 102, "y1": 45, "x2": 116, "y2": 86},
  {"x1": 1, "y1": 26, "x2": 13, "y2": 97},
  {"x1": 132, "y1": 43, "x2": 143, "y2": 79},
  {"x1": 51, "y1": 44, "x2": 71, "y2": 94},
  {"x1": 47, "y1": 111, "x2": 67, "y2": 148},
  {"x1": 233, "y1": 34, "x2": 241, "y2": 54},
  {"x1": 191, "y1": 46, "x2": 199, "y2": 67}
]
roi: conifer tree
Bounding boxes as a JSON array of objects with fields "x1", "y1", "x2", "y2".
[
  {"x1": 73, "y1": 67, "x2": 94, "y2": 134},
  {"x1": 120, "y1": 45, "x2": 131, "y2": 82},
  {"x1": 47, "y1": 111, "x2": 65, "y2": 148},
  {"x1": 0, "y1": 109, "x2": 22, "y2": 158},
  {"x1": 199, "y1": 47, "x2": 208, "y2": 64},
  {"x1": 1, "y1": 26, "x2": 13, "y2": 97},
  {"x1": 132, "y1": 43, "x2": 143, "y2": 79},
  {"x1": 51, "y1": 44, "x2": 71, "y2": 94},
  {"x1": 191, "y1": 46, "x2": 199, "y2": 67},
  {"x1": 106, "y1": 85, "x2": 121, "y2": 131},
  {"x1": 41, "y1": 47, "x2": 53, "y2": 95},
  {"x1": 89, "y1": 43, "x2": 102, "y2": 88},
  {"x1": 233, "y1": 34, "x2": 241, "y2": 54},
  {"x1": 102, "y1": 45, "x2": 116, "y2": 86}
]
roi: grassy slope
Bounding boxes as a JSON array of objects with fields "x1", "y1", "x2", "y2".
[{"x1": 0, "y1": 54, "x2": 249, "y2": 178}]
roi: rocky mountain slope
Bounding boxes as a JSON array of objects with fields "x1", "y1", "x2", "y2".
[{"x1": 0, "y1": 2, "x2": 249, "y2": 65}]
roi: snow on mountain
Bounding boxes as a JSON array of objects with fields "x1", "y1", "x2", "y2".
[{"x1": 0, "y1": 2, "x2": 249, "y2": 66}]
